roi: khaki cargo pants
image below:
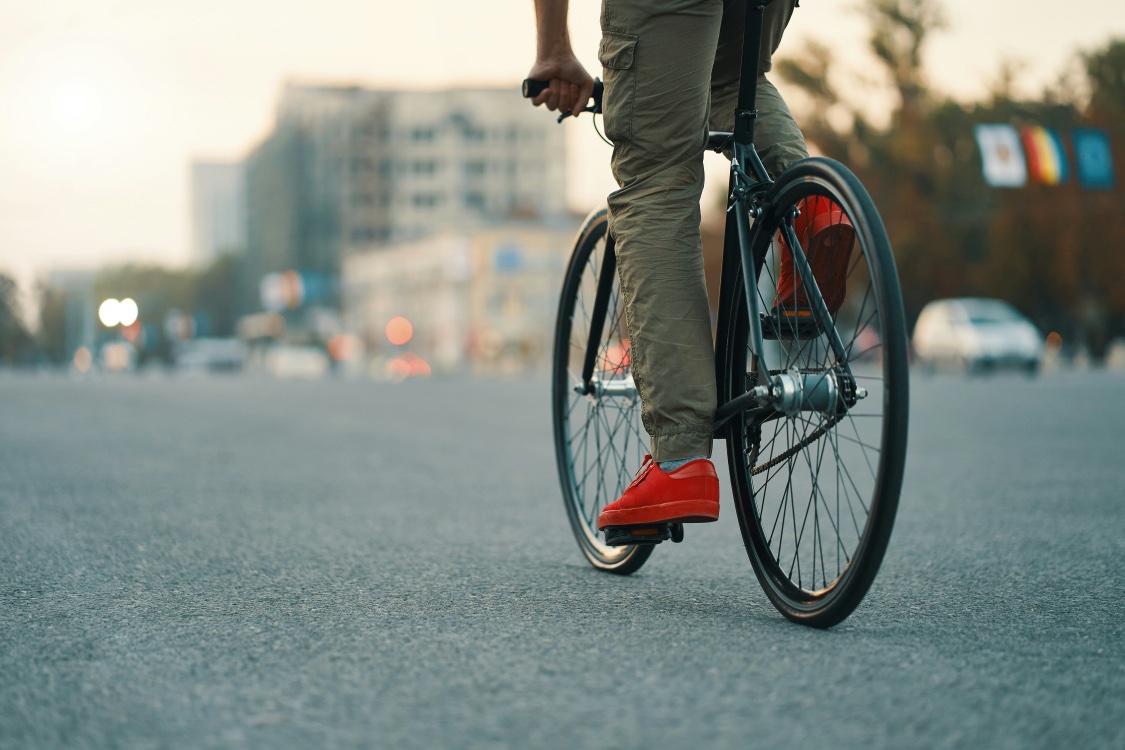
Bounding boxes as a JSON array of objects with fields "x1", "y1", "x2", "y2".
[{"x1": 600, "y1": 0, "x2": 807, "y2": 461}]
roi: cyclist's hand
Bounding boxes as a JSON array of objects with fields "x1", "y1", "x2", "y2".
[{"x1": 527, "y1": 56, "x2": 594, "y2": 117}]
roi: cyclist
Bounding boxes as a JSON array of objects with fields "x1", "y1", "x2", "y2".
[{"x1": 528, "y1": 0, "x2": 853, "y2": 533}]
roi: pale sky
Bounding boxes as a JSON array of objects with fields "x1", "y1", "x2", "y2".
[{"x1": 1, "y1": 0, "x2": 1121, "y2": 286}]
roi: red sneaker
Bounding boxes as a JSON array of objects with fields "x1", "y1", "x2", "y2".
[
  {"x1": 772, "y1": 196, "x2": 855, "y2": 317},
  {"x1": 597, "y1": 455, "x2": 720, "y2": 530}
]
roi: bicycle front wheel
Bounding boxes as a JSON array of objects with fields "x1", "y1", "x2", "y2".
[
  {"x1": 723, "y1": 158, "x2": 909, "y2": 627},
  {"x1": 552, "y1": 208, "x2": 653, "y2": 574}
]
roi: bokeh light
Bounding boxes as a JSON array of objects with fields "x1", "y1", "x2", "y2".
[
  {"x1": 118, "y1": 298, "x2": 138, "y2": 326},
  {"x1": 386, "y1": 352, "x2": 431, "y2": 381},
  {"x1": 1046, "y1": 331, "x2": 1063, "y2": 350},
  {"x1": 328, "y1": 334, "x2": 358, "y2": 361},
  {"x1": 73, "y1": 347, "x2": 92, "y2": 373},
  {"x1": 102, "y1": 343, "x2": 131, "y2": 371},
  {"x1": 98, "y1": 298, "x2": 121, "y2": 327},
  {"x1": 386, "y1": 316, "x2": 414, "y2": 347},
  {"x1": 122, "y1": 321, "x2": 142, "y2": 343}
]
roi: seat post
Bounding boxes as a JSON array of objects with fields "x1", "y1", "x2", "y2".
[{"x1": 733, "y1": 1, "x2": 768, "y2": 146}]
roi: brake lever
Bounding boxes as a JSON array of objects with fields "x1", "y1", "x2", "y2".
[{"x1": 557, "y1": 106, "x2": 599, "y2": 123}]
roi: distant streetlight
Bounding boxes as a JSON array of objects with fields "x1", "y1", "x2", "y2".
[
  {"x1": 118, "y1": 298, "x2": 138, "y2": 326},
  {"x1": 386, "y1": 316, "x2": 413, "y2": 347},
  {"x1": 98, "y1": 298, "x2": 121, "y2": 327},
  {"x1": 98, "y1": 297, "x2": 139, "y2": 328}
]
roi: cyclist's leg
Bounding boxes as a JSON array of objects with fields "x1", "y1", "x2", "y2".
[
  {"x1": 709, "y1": 0, "x2": 807, "y2": 177},
  {"x1": 599, "y1": 0, "x2": 721, "y2": 463},
  {"x1": 710, "y1": 0, "x2": 852, "y2": 317}
]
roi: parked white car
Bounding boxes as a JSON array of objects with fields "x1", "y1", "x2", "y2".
[{"x1": 912, "y1": 298, "x2": 1044, "y2": 373}]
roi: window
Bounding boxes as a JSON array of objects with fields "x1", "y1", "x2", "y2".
[
  {"x1": 350, "y1": 157, "x2": 374, "y2": 175},
  {"x1": 411, "y1": 127, "x2": 436, "y2": 142},
  {"x1": 412, "y1": 193, "x2": 441, "y2": 208},
  {"x1": 464, "y1": 161, "x2": 486, "y2": 177},
  {"x1": 465, "y1": 192, "x2": 486, "y2": 210}
]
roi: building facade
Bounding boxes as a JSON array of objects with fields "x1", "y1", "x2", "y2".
[
  {"x1": 342, "y1": 219, "x2": 578, "y2": 375},
  {"x1": 190, "y1": 161, "x2": 246, "y2": 267},
  {"x1": 243, "y1": 83, "x2": 567, "y2": 313}
]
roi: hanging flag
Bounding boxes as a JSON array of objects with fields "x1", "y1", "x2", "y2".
[
  {"x1": 1072, "y1": 128, "x2": 1115, "y2": 190},
  {"x1": 974, "y1": 124, "x2": 1027, "y2": 188},
  {"x1": 1019, "y1": 126, "x2": 1069, "y2": 184}
]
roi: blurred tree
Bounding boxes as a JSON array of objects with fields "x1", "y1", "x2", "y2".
[
  {"x1": 0, "y1": 274, "x2": 32, "y2": 362},
  {"x1": 37, "y1": 283, "x2": 69, "y2": 364},
  {"x1": 861, "y1": 0, "x2": 947, "y2": 121},
  {"x1": 1083, "y1": 41, "x2": 1125, "y2": 123},
  {"x1": 194, "y1": 254, "x2": 243, "y2": 337},
  {"x1": 774, "y1": 0, "x2": 1125, "y2": 356}
]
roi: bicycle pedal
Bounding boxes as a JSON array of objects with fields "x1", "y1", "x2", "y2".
[
  {"x1": 604, "y1": 523, "x2": 684, "y2": 547},
  {"x1": 762, "y1": 310, "x2": 823, "y2": 340}
]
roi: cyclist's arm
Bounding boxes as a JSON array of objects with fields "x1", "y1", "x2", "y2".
[{"x1": 528, "y1": 0, "x2": 594, "y2": 117}]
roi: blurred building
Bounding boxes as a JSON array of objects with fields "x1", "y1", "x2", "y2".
[
  {"x1": 343, "y1": 219, "x2": 578, "y2": 375},
  {"x1": 244, "y1": 83, "x2": 567, "y2": 313},
  {"x1": 189, "y1": 161, "x2": 246, "y2": 266},
  {"x1": 43, "y1": 269, "x2": 97, "y2": 363}
]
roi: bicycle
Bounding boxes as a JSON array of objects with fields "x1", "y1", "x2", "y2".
[{"x1": 524, "y1": 0, "x2": 909, "y2": 628}]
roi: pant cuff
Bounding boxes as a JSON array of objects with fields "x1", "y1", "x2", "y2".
[{"x1": 651, "y1": 431, "x2": 713, "y2": 464}]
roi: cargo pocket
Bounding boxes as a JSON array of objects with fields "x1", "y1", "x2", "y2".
[{"x1": 598, "y1": 32, "x2": 638, "y2": 143}]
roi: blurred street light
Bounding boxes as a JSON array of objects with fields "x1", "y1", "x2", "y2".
[
  {"x1": 98, "y1": 297, "x2": 139, "y2": 327},
  {"x1": 386, "y1": 316, "x2": 413, "y2": 347},
  {"x1": 98, "y1": 298, "x2": 121, "y2": 327},
  {"x1": 118, "y1": 298, "x2": 138, "y2": 326}
]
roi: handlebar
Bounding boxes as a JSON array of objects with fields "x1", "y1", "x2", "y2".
[{"x1": 522, "y1": 78, "x2": 603, "y2": 122}]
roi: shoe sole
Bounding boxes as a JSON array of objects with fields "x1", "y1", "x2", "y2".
[{"x1": 597, "y1": 498, "x2": 719, "y2": 530}]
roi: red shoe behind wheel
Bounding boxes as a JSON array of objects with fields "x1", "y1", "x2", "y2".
[
  {"x1": 772, "y1": 195, "x2": 856, "y2": 316},
  {"x1": 597, "y1": 455, "x2": 720, "y2": 530}
]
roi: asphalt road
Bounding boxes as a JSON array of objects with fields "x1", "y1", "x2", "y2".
[{"x1": 2, "y1": 369, "x2": 1123, "y2": 749}]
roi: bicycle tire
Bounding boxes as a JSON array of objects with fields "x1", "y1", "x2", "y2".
[
  {"x1": 552, "y1": 208, "x2": 654, "y2": 575},
  {"x1": 722, "y1": 157, "x2": 909, "y2": 627}
]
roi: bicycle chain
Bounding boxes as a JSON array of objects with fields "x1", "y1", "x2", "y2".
[
  {"x1": 745, "y1": 367, "x2": 851, "y2": 475},
  {"x1": 749, "y1": 415, "x2": 840, "y2": 475}
]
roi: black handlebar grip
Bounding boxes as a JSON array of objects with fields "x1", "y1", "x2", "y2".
[{"x1": 522, "y1": 79, "x2": 550, "y2": 98}]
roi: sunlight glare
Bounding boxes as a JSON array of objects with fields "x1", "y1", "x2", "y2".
[{"x1": 51, "y1": 81, "x2": 102, "y2": 133}]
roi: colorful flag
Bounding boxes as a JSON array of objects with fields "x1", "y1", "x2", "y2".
[
  {"x1": 1019, "y1": 126, "x2": 1069, "y2": 184},
  {"x1": 974, "y1": 124, "x2": 1027, "y2": 188},
  {"x1": 1072, "y1": 128, "x2": 1115, "y2": 190}
]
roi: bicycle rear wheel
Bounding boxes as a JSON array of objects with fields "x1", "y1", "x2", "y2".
[
  {"x1": 723, "y1": 158, "x2": 909, "y2": 627},
  {"x1": 552, "y1": 208, "x2": 653, "y2": 574}
]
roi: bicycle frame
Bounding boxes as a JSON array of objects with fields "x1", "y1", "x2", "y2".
[{"x1": 713, "y1": 1, "x2": 855, "y2": 432}]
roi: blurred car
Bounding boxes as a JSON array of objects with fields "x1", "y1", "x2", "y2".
[
  {"x1": 264, "y1": 344, "x2": 330, "y2": 379},
  {"x1": 912, "y1": 298, "x2": 1043, "y2": 373},
  {"x1": 175, "y1": 338, "x2": 246, "y2": 373}
]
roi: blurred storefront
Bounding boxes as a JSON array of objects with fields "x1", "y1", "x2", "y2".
[{"x1": 343, "y1": 219, "x2": 578, "y2": 376}]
